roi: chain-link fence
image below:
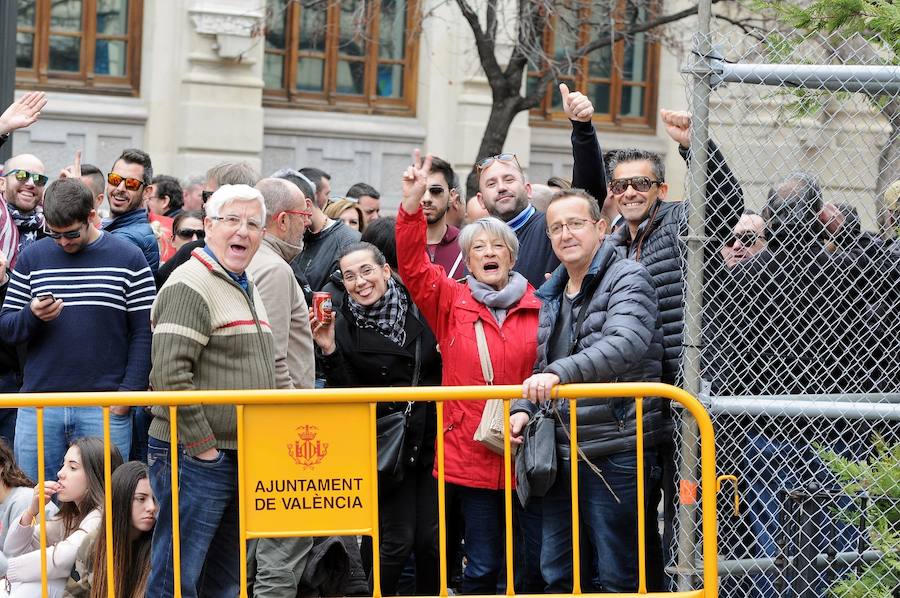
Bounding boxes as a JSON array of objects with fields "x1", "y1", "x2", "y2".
[{"x1": 669, "y1": 4, "x2": 900, "y2": 597}]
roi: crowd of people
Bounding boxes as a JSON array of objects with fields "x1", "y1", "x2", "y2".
[{"x1": 0, "y1": 81, "x2": 897, "y2": 598}]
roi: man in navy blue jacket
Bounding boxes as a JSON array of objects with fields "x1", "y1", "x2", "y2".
[
  {"x1": 103, "y1": 148, "x2": 160, "y2": 274},
  {"x1": 0, "y1": 178, "x2": 155, "y2": 483}
]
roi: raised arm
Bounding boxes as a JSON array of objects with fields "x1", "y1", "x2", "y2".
[
  {"x1": 563, "y1": 84, "x2": 607, "y2": 206},
  {"x1": 660, "y1": 109, "x2": 745, "y2": 241}
]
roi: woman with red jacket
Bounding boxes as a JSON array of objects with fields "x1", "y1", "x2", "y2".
[{"x1": 396, "y1": 152, "x2": 540, "y2": 594}]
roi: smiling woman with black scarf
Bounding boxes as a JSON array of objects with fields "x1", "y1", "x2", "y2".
[
  {"x1": 395, "y1": 151, "x2": 542, "y2": 595},
  {"x1": 309, "y1": 241, "x2": 442, "y2": 596}
]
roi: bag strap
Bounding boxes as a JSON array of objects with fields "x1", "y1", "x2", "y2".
[
  {"x1": 474, "y1": 319, "x2": 494, "y2": 386},
  {"x1": 410, "y1": 305, "x2": 423, "y2": 387},
  {"x1": 552, "y1": 404, "x2": 620, "y2": 503},
  {"x1": 448, "y1": 251, "x2": 464, "y2": 279}
]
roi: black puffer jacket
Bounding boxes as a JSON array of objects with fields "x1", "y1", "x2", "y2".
[
  {"x1": 320, "y1": 287, "x2": 441, "y2": 472},
  {"x1": 612, "y1": 142, "x2": 744, "y2": 384},
  {"x1": 511, "y1": 240, "x2": 668, "y2": 460}
]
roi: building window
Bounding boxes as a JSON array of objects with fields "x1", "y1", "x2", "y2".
[
  {"x1": 264, "y1": 0, "x2": 419, "y2": 114},
  {"x1": 527, "y1": 0, "x2": 659, "y2": 129},
  {"x1": 15, "y1": 0, "x2": 143, "y2": 94}
]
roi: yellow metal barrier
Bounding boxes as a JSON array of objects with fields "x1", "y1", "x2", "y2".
[{"x1": 4, "y1": 382, "x2": 718, "y2": 598}]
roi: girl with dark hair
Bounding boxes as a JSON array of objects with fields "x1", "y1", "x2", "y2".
[
  {"x1": 2, "y1": 438, "x2": 122, "y2": 597},
  {"x1": 65, "y1": 461, "x2": 157, "y2": 598},
  {"x1": 0, "y1": 439, "x2": 32, "y2": 579}
]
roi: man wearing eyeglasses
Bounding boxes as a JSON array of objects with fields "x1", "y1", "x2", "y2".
[
  {"x1": 721, "y1": 211, "x2": 766, "y2": 268},
  {"x1": 0, "y1": 153, "x2": 48, "y2": 262},
  {"x1": 103, "y1": 148, "x2": 160, "y2": 275},
  {"x1": 0, "y1": 177, "x2": 155, "y2": 483},
  {"x1": 511, "y1": 189, "x2": 666, "y2": 593}
]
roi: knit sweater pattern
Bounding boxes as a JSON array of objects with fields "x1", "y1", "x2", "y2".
[{"x1": 148, "y1": 248, "x2": 276, "y2": 455}]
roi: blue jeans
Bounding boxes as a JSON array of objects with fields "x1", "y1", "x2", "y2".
[
  {"x1": 457, "y1": 487, "x2": 506, "y2": 594},
  {"x1": 147, "y1": 437, "x2": 240, "y2": 598},
  {"x1": 541, "y1": 450, "x2": 663, "y2": 593},
  {"x1": 742, "y1": 432, "x2": 861, "y2": 598},
  {"x1": 14, "y1": 406, "x2": 132, "y2": 482}
]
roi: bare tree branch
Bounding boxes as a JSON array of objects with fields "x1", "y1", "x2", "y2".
[{"x1": 455, "y1": 0, "x2": 506, "y2": 89}]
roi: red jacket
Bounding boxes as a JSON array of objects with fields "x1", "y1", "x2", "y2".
[{"x1": 397, "y1": 206, "x2": 540, "y2": 490}]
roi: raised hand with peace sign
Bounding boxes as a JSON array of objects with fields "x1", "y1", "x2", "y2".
[{"x1": 400, "y1": 148, "x2": 433, "y2": 214}]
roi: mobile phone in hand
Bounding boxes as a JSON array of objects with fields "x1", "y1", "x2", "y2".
[{"x1": 37, "y1": 292, "x2": 54, "y2": 302}]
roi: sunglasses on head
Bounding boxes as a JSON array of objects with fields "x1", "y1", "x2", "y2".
[
  {"x1": 107, "y1": 172, "x2": 145, "y2": 191},
  {"x1": 608, "y1": 176, "x2": 663, "y2": 195},
  {"x1": 725, "y1": 231, "x2": 764, "y2": 248},
  {"x1": 475, "y1": 153, "x2": 520, "y2": 172},
  {"x1": 43, "y1": 224, "x2": 84, "y2": 240},
  {"x1": 175, "y1": 228, "x2": 205, "y2": 241},
  {"x1": 6, "y1": 169, "x2": 49, "y2": 186}
]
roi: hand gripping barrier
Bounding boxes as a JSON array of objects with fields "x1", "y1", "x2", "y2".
[{"x1": 4, "y1": 382, "x2": 718, "y2": 598}]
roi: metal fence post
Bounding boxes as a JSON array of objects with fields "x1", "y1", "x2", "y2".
[{"x1": 675, "y1": 0, "x2": 713, "y2": 589}]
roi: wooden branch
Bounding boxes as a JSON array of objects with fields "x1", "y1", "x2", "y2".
[{"x1": 454, "y1": 0, "x2": 505, "y2": 85}]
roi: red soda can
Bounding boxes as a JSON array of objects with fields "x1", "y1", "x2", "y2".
[{"x1": 312, "y1": 291, "x2": 333, "y2": 322}]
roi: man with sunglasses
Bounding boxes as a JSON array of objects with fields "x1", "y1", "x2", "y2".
[
  {"x1": 103, "y1": 148, "x2": 160, "y2": 275},
  {"x1": 721, "y1": 211, "x2": 766, "y2": 268},
  {"x1": 422, "y1": 157, "x2": 466, "y2": 279},
  {"x1": 0, "y1": 177, "x2": 155, "y2": 483},
  {"x1": 1, "y1": 153, "x2": 48, "y2": 261}
]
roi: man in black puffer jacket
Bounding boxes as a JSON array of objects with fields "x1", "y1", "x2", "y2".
[{"x1": 510, "y1": 189, "x2": 667, "y2": 594}]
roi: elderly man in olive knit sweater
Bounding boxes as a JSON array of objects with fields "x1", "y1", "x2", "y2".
[{"x1": 146, "y1": 184, "x2": 275, "y2": 598}]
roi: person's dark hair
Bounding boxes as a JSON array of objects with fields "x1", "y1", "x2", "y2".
[
  {"x1": 763, "y1": 172, "x2": 823, "y2": 248},
  {"x1": 547, "y1": 176, "x2": 572, "y2": 190},
  {"x1": 338, "y1": 241, "x2": 387, "y2": 270},
  {"x1": 346, "y1": 182, "x2": 380, "y2": 200},
  {"x1": 299, "y1": 167, "x2": 330, "y2": 190},
  {"x1": 605, "y1": 149, "x2": 665, "y2": 182},
  {"x1": 206, "y1": 162, "x2": 260, "y2": 187},
  {"x1": 113, "y1": 149, "x2": 153, "y2": 186},
  {"x1": 43, "y1": 178, "x2": 95, "y2": 227},
  {"x1": 88, "y1": 461, "x2": 153, "y2": 598},
  {"x1": 360, "y1": 216, "x2": 397, "y2": 270},
  {"x1": 152, "y1": 175, "x2": 184, "y2": 212},
  {"x1": 79, "y1": 163, "x2": 105, "y2": 198},
  {"x1": 0, "y1": 438, "x2": 32, "y2": 489},
  {"x1": 56, "y1": 437, "x2": 123, "y2": 537},
  {"x1": 172, "y1": 210, "x2": 205, "y2": 234},
  {"x1": 271, "y1": 169, "x2": 315, "y2": 200},
  {"x1": 547, "y1": 188, "x2": 602, "y2": 222},
  {"x1": 429, "y1": 157, "x2": 455, "y2": 191}
]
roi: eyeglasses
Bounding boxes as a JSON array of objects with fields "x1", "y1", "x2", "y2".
[
  {"x1": 6, "y1": 169, "x2": 49, "y2": 186},
  {"x1": 725, "y1": 231, "x2": 764, "y2": 248},
  {"x1": 341, "y1": 264, "x2": 379, "y2": 285},
  {"x1": 608, "y1": 176, "x2": 663, "y2": 195},
  {"x1": 175, "y1": 228, "x2": 205, "y2": 241},
  {"x1": 202, "y1": 190, "x2": 214, "y2": 203},
  {"x1": 475, "y1": 153, "x2": 520, "y2": 173},
  {"x1": 277, "y1": 209, "x2": 312, "y2": 219},
  {"x1": 547, "y1": 218, "x2": 597, "y2": 238},
  {"x1": 107, "y1": 172, "x2": 145, "y2": 191},
  {"x1": 427, "y1": 185, "x2": 447, "y2": 196},
  {"x1": 43, "y1": 224, "x2": 85, "y2": 239},
  {"x1": 211, "y1": 214, "x2": 263, "y2": 233}
]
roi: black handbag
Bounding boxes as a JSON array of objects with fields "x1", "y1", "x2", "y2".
[
  {"x1": 375, "y1": 316, "x2": 422, "y2": 490},
  {"x1": 515, "y1": 404, "x2": 558, "y2": 507}
]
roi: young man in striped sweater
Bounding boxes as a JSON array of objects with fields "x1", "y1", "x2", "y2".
[{"x1": 0, "y1": 177, "x2": 155, "y2": 483}]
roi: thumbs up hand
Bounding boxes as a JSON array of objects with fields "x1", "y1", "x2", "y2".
[{"x1": 559, "y1": 83, "x2": 594, "y2": 122}]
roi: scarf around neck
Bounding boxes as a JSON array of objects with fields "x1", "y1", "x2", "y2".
[
  {"x1": 348, "y1": 276, "x2": 409, "y2": 347},
  {"x1": 8, "y1": 205, "x2": 44, "y2": 253},
  {"x1": 467, "y1": 271, "x2": 528, "y2": 326}
]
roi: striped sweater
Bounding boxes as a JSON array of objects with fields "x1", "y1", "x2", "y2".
[
  {"x1": 148, "y1": 248, "x2": 275, "y2": 455},
  {"x1": 0, "y1": 233, "x2": 155, "y2": 392}
]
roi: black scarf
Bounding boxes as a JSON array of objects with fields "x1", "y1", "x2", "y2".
[{"x1": 348, "y1": 277, "x2": 408, "y2": 347}]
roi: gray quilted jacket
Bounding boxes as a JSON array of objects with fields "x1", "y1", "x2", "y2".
[{"x1": 511, "y1": 240, "x2": 670, "y2": 460}]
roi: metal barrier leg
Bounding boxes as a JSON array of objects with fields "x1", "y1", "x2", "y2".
[
  {"x1": 636, "y1": 398, "x2": 647, "y2": 594},
  {"x1": 102, "y1": 406, "x2": 116, "y2": 597},
  {"x1": 569, "y1": 399, "x2": 581, "y2": 595},
  {"x1": 436, "y1": 403, "x2": 448, "y2": 597},
  {"x1": 237, "y1": 404, "x2": 248, "y2": 598},
  {"x1": 169, "y1": 405, "x2": 183, "y2": 598},
  {"x1": 36, "y1": 407, "x2": 48, "y2": 598}
]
